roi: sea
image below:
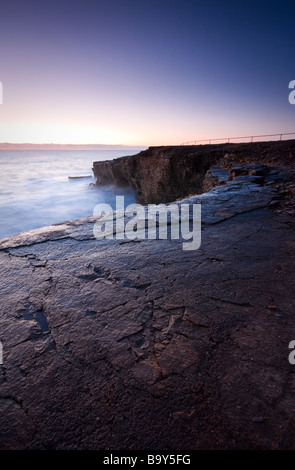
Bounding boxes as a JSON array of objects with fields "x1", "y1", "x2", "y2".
[{"x1": 0, "y1": 149, "x2": 142, "y2": 240}]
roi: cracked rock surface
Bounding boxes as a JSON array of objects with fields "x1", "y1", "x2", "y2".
[{"x1": 0, "y1": 172, "x2": 295, "y2": 450}]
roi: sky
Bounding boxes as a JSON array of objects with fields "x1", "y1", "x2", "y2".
[{"x1": 0, "y1": 0, "x2": 294, "y2": 146}]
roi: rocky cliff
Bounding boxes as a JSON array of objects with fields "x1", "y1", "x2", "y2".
[
  {"x1": 93, "y1": 140, "x2": 295, "y2": 204},
  {"x1": 1, "y1": 166, "x2": 295, "y2": 450},
  {"x1": 1, "y1": 140, "x2": 295, "y2": 451}
]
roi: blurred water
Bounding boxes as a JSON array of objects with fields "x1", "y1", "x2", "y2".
[{"x1": 0, "y1": 150, "x2": 139, "y2": 239}]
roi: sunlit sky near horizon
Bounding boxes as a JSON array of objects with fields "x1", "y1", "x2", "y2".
[{"x1": 0, "y1": 0, "x2": 295, "y2": 147}]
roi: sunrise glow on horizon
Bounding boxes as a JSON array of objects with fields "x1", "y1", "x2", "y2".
[{"x1": 0, "y1": 0, "x2": 295, "y2": 147}]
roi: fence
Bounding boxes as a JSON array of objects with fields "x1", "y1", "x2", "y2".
[{"x1": 180, "y1": 132, "x2": 295, "y2": 146}]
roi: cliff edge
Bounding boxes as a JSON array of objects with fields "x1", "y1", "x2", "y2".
[
  {"x1": 0, "y1": 142, "x2": 295, "y2": 450},
  {"x1": 93, "y1": 140, "x2": 295, "y2": 204}
]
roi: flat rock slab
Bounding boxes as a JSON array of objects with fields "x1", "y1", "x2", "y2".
[{"x1": 0, "y1": 178, "x2": 295, "y2": 450}]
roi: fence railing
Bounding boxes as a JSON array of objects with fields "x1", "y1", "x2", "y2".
[{"x1": 180, "y1": 132, "x2": 295, "y2": 146}]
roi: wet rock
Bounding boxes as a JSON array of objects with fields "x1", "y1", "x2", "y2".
[
  {"x1": 1, "y1": 144, "x2": 295, "y2": 450},
  {"x1": 93, "y1": 140, "x2": 295, "y2": 204},
  {"x1": 202, "y1": 168, "x2": 230, "y2": 192},
  {"x1": 230, "y1": 163, "x2": 269, "y2": 178}
]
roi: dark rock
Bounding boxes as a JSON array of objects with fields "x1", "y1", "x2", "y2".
[
  {"x1": 93, "y1": 140, "x2": 295, "y2": 204},
  {"x1": 232, "y1": 175, "x2": 265, "y2": 184},
  {"x1": 252, "y1": 417, "x2": 265, "y2": 423},
  {"x1": 0, "y1": 169, "x2": 295, "y2": 450},
  {"x1": 202, "y1": 168, "x2": 230, "y2": 192},
  {"x1": 230, "y1": 163, "x2": 269, "y2": 178},
  {"x1": 1, "y1": 141, "x2": 295, "y2": 450},
  {"x1": 93, "y1": 146, "x2": 219, "y2": 204}
]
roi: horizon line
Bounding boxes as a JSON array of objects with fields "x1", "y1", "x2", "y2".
[{"x1": 0, "y1": 142, "x2": 148, "y2": 150}]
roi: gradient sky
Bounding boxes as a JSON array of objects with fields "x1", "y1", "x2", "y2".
[{"x1": 0, "y1": 0, "x2": 294, "y2": 146}]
